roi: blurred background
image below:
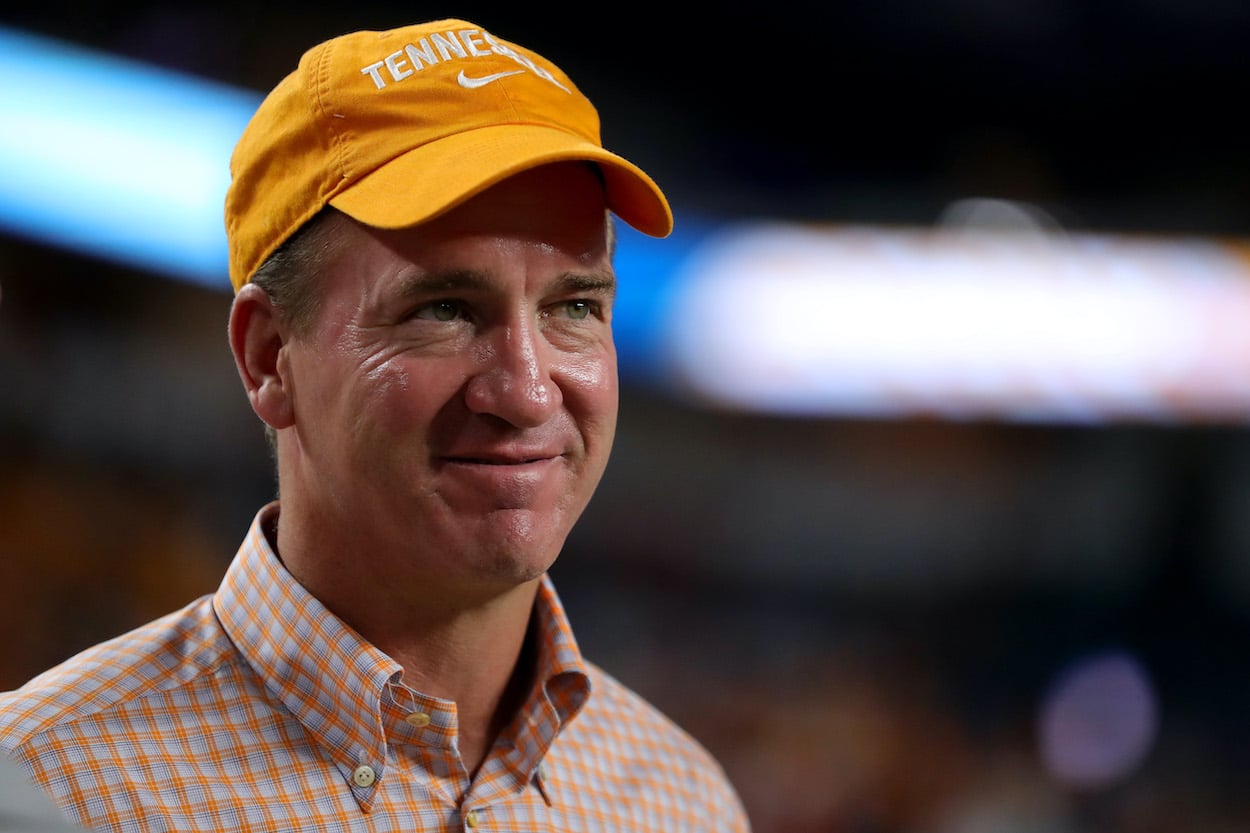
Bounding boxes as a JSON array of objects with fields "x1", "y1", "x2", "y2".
[{"x1": 3, "y1": 2, "x2": 1250, "y2": 831}]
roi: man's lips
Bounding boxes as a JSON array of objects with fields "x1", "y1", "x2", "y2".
[
  {"x1": 435, "y1": 451, "x2": 566, "y2": 506},
  {"x1": 444, "y1": 456, "x2": 555, "y2": 466},
  {"x1": 438, "y1": 449, "x2": 564, "y2": 466}
]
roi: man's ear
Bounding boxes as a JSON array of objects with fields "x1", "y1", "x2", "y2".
[{"x1": 229, "y1": 284, "x2": 295, "y2": 431}]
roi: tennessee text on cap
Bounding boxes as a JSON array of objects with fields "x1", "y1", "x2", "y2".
[{"x1": 224, "y1": 19, "x2": 673, "y2": 292}]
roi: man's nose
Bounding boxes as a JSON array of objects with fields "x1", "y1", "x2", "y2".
[{"x1": 463, "y1": 321, "x2": 561, "y2": 427}]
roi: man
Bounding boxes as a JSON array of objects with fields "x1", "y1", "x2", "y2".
[{"x1": 0, "y1": 19, "x2": 751, "y2": 833}]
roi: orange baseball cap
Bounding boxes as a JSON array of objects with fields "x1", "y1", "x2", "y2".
[{"x1": 224, "y1": 19, "x2": 673, "y2": 291}]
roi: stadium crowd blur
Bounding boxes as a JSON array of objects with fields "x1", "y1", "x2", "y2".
[{"x1": 3, "y1": 2, "x2": 1250, "y2": 832}]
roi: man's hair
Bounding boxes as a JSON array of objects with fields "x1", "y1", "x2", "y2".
[
  {"x1": 247, "y1": 207, "x2": 344, "y2": 462},
  {"x1": 249, "y1": 207, "x2": 345, "y2": 337}
]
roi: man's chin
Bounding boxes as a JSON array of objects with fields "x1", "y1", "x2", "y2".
[{"x1": 472, "y1": 508, "x2": 566, "y2": 577}]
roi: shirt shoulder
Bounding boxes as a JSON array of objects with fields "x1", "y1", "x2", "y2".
[
  {"x1": 0, "y1": 595, "x2": 233, "y2": 750},
  {"x1": 558, "y1": 662, "x2": 752, "y2": 831},
  {"x1": 578, "y1": 663, "x2": 714, "y2": 760}
]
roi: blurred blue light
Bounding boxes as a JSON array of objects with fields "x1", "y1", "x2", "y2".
[
  {"x1": 0, "y1": 25, "x2": 261, "y2": 288},
  {"x1": 610, "y1": 219, "x2": 716, "y2": 385}
]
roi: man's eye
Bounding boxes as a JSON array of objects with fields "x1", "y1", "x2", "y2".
[
  {"x1": 414, "y1": 300, "x2": 464, "y2": 322},
  {"x1": 561, "y1": 300, "x2": 593, "y2": 320}
]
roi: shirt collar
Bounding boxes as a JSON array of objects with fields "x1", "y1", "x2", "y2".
[
  {"x1": 214, "y1": 503, "x2": 591, "y2": 807},
  {"x1": 213, "y1": 503, "x2": 398, "y2": 807},
  {"x1": 493, "y1": 569, "x2": 591, "y2": 805}
]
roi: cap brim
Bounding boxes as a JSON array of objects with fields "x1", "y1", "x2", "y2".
[{"x1": 328, "y1": 123, "x2": 673, "y2": 238}]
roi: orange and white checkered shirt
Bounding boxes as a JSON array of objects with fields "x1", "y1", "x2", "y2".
[{"x1": 0, "y1": 504, "x2": 750, "y2": 832}]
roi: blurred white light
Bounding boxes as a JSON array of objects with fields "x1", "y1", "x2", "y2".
[
  {"x1": 938, "y1": 196, "x2": 1065, "y2": 238},
  {"x1": 663, "y1": 222, "x2": 1250, "y2": 423},
  {"x1": 1037, "y1": 650, "x2": 1159, "y2": 790}
]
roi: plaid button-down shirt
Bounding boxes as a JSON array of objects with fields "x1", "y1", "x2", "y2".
[{"x1": 1, "y1": 504, "x2": 750, "y2": 832}]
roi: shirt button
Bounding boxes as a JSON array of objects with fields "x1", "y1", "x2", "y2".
[
  {"x1": 465, "y1": 810, "x2": 480, "y2": 828},
  {"x1": 352, "y1": 765, "x2": 376, "y2": 788},
  {"x1": 405, "y1": 711, "x2": 431, "y2": 728}
]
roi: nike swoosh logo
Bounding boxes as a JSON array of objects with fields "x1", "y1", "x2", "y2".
[{"x1": 457, "y1": 69, "x2": 525, "y2": 89}]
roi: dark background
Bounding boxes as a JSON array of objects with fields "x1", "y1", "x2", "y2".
[
  {"x1": 7, "y1": 1, "x2": 1250, "y2": 234},
  {"x1": 2, "y1": 3, "x2": 1250, "y2": 832}
]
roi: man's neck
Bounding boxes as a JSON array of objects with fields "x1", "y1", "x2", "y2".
[
  {"x1": 375, "y1": 588, "x2": 539, "y2": 775},
  {"x1": 266, "y1": 508, "x2": 542, "y2": 776},
  {"x1": 391, "y1": 612, "x2": 540, "y2": 776}
]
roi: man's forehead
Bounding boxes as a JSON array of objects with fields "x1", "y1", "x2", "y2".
[{"x1": 313, "y1": 216, "x2": 615, "y2": 310}]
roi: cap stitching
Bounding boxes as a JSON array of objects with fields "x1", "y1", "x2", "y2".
[
  {"x1": 495, "y1": 80, "x2": 526, "y2": 125},
  {"x1": 312, "y1": 40, "x2": 352, "y2": 197}
]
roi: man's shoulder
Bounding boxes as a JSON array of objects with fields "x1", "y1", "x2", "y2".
[
  {"x1": 0, "y1": 594, "x2": 233, "y2": 751},
  {"x1": 587, "y1": 666, "x2": 742, "y2": 774},
  {"x1": 557, "y1": 663, "x2": 751, "y2": 829},
  {"x1": 579, "y1": 663, "x2": 710, "y2": 754}
]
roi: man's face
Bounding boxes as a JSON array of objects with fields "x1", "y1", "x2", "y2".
[{"x1": 279, "y1": 163, "x2": 618, "y2": 600}]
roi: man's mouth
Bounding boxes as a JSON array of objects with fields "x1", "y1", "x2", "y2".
[{"x1": 442, "y1": 451, "x2": 560, "y2": 466}]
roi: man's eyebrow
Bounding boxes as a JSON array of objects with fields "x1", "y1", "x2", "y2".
[
  {"x1": 395, "y1": 269, "x2": 493, "y2": 297},
  {"x1": 393, "y1": 269, "x2": 617, "y2": 297},
  {"x1": 552, "y1": 271, "x2": 617, "y2": 297}
]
